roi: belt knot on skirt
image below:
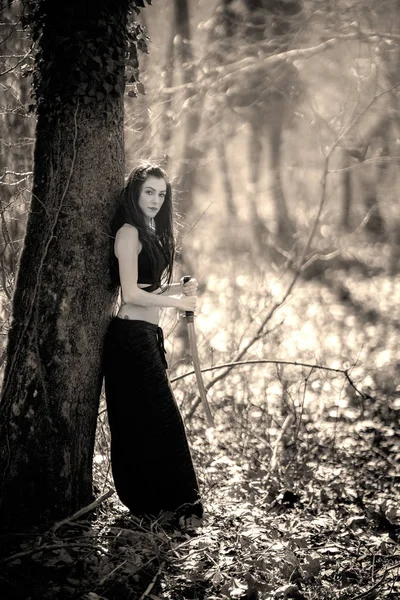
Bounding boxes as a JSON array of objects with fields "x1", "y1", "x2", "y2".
[{"x1": 156, "y1": 325, "x2": 168, "y2": 369}]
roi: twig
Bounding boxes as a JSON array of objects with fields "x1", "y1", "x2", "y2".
[
  {"x1": 51, "y1": 488, "x2": 115, "y2": 533},
  {"x1": 139, "y1": 560, "x2": 165, "y2": 600},
  {"x1": 98, "y1": 559, "x2": 128, "y2": 586},
  {"x1": 347, "y1": 562, "x2": 400, "y2": 600},
  {"x1": 0, "y1": 45, "x2": 32, "y2": 77},
  {"x1": 1, "y1": 542, "x2": 96, "y2": 563},
  {"x1": 171, "y1": 359, "x2": 369, "y2": 400},
  {"x1": 270, "y1": 414, "x2": 295, "y2": 472},
  {"x1": 0, "y1": 170, "x2": 33, "y2": 181}
]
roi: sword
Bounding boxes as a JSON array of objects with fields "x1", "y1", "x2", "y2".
[{"x1": 183, "y1": 276, "x2": 215, "y2": 428}]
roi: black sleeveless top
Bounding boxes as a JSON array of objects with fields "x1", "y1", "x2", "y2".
[
  {"x1": 110, "y1": 228, "x2": 168, "y2": 293},
  {"x1": 137, "y1": 244, "x2": 156, "y2": 286}
]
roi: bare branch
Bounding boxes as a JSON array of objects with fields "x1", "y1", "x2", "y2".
[
  {"x1": 170, "y1": 359, "x2": 370, "y2": 400},
  {"x1": 0, "y1": 170, "x2": 33, "y2": 180},
  {"x1": 51, "y1": 488, "x2": 115, "y2": 533},
  {"x1": 0, "y1": 45, "x2": 32, "y2": 77}
]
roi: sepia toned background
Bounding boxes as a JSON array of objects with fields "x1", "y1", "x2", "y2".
[{"x1": 1, "y1": 1, "x2": 400, "y2": 599}]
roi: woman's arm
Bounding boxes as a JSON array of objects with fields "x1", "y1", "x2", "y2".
[{"x1": 115, "y1": 225, "x2": 196, "y2": 311}]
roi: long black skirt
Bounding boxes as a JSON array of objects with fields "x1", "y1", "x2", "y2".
[{"x1": 103, "y1": 317, "x2": 203, "y2": 519}]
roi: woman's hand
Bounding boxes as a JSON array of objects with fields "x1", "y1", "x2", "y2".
[
  {"x1": 180, "y1": 277, "x2": 198, "y2": 296},
  {"x1": 178, "y1": 294, "x2": 197, "y2": 313}
]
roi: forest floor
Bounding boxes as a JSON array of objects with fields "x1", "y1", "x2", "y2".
[{"x1": 1, "y1": 238, "x2": 400, "y2": 600}]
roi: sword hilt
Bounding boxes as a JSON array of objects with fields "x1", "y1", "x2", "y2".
[{"x1": 183, "y1": 275, "x2": 194, "y2": 323}]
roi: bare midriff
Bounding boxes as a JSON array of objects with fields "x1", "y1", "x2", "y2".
[{"x1": 116, "y1": 284, "x2": 161, "y2": 325}]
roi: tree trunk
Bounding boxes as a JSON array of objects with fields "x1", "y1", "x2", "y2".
[
  {"x1": 339, "y1": 146, "x2": 354, "y2": 231},
  {"x1": 217, "y1": 134, "x2": 236, "y2": 218},
  {"x1": 174, "y1": 0, "x2": 203, "y2": 222},
  {"x1": 241, "y1": 0, "x2": 301, "y2": 249},
  {"x1": 267, "y1": 111, "x2": 295, "y2": 245},
  {"x1": 159, "y1": 8, "x2": 176, "y2": 168},
  {"x1": 363, "y1": 189, "x2": 386, "y2": 238},
  {"x1": 0, "y1": 1, "x2": 128, "y2": 532},
  {"x1": 248, "y1": 120, "x2": 270, "y2": 248}
]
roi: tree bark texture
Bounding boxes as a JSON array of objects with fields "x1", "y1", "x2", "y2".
[{"x1": 0, "y1": 0, "x2": 128, "y2": 531}]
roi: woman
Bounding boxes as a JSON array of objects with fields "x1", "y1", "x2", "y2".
[{"x1": 103, "y1": 162, "x2": 203, "y2": 522}]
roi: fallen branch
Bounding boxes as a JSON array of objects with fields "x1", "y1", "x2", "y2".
[
  {"x1": 51, "y1": 488, "x2": 115, "y2": 533},
  {"x1": 139, "y1": 560, "x2": 165, "y2": 600},
  {"x1": 1, "y1": 541, "x2": 97, "y2": 564}
]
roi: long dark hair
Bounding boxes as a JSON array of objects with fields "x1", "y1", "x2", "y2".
[{"x1": 110, "y1": 162, "x2": 175, "y2": 290}]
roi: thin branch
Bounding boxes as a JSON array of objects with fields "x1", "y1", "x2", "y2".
[
  {"x1": 348, "y1": 562, "x2": 400, "y2": 600},
  {"x1": 321, "y1": 27, "x2": 400, "y2": 43},
  {"x1": 51, "y1": 488, "x2": 115, "y2": 533},
  {"x1": 0, "y1": 176, "x2": 32, "y2": 186},
  {"x1": 1, "y1": 542, "x2": 97, "y2": 564},
  {"x1": 170, "y1": 359, "x2": 369, "y2": 400},
  {"x1": 139, "y1": 560, "x2": 165, "y2": 600},
  {"x1": 0, "y1": 45, "x2": 32, "y2": 77},
  {"x1": 98, "y1": 558, "x2": 128, "y2": 586},
  {"x1": 162, "y1": 38, "x2": 341, "y2": 95},
  {"x1": 216, "y1": 37, "x2": 339, "y2": 74},
  {"x1": 182, "y1": 200, "x2": 213, "y2": 242},
  {"x1": 0, "y1": 170, "x2": 33, "y2": 180}
]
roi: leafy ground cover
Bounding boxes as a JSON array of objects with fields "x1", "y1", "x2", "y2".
[{"x1": 1, "y1": 243, "x2": 400, "y2": 600}]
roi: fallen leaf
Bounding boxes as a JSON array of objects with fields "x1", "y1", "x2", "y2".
[{"x1": 273, "y1": 583, "x2": 306, "y2": 599}]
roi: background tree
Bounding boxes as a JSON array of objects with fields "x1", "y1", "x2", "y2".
[
  {"x1": 0, "y1": 3, "x2": 33, "y2": 342},
  {"x1": 194, "y1": 0, "x2": 303, "y2": 253},
  {"x1": 173, "y1": 0, "x2": 203, "y2": 228}
]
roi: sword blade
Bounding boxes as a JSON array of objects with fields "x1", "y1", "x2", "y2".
[{"x1": 187, "y1": 322, "x2": 215, "y2": 428}]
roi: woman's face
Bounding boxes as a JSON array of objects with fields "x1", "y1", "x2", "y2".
[{"x1": 138, "y1": 176, "x2": 167, "y2": 223}]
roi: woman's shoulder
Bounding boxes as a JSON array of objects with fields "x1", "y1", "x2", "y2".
[
  {"x1": 115, "y1": 223, "x2": 140, "y2": 241},
  {"x1": 116, "y1": 223, "x2": 138, "y2": 235},
  {"x1": 115, "y1": 224, "x2": 141, "y2": 257}
]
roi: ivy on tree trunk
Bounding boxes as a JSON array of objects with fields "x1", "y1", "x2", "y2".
[{"x1": 0, "y1": 0, "x2": 135, "y2": 531}]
